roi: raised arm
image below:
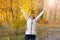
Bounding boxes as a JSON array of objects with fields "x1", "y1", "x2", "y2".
[
  {"x1": 20, "y1": 6, "x2": 28, "y2": 20},
  {"x1": 35, "y1": 10, "x2": 45, "y2": 21}
]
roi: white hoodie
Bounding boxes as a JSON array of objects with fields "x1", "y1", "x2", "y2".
[{"x1": 21, "y1": 9, "x2": 44, "y2": 35}]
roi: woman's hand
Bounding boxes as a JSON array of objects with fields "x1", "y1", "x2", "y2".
[
  {"x1": 20, "y1": 6, "x2": 22, "y2": 9},
  {"x1": 43, "y1": 7, "x2": 46, "y2": 12}
]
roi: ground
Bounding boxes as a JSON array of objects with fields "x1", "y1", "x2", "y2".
[{"x1": 0, "y1": 24, "x2": 60, "y2": 40}]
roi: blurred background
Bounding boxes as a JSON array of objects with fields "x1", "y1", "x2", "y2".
[{"x1": 0, "y1": 0, "x2": 60, "y2": 40}]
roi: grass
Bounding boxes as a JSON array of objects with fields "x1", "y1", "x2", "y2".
[
  {"x1": 0, "y1": 24, "x2": 60, "y2": 40},
  {"x1": 58, "y1": 38, "x2": 60, "y2": 40},
  {"x1": 0, "y1": 30, "x2": 25, "y2": 40}
]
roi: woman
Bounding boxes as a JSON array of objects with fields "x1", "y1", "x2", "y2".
[{"x1": 20, "y1": 6, "x2": 45, "y2": 40}]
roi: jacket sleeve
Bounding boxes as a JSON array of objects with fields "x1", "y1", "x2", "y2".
[
  {"x1": 35, "y1": 10, "x2": 44, "y2": 21},
  {"x1": 21, "y1": 9, "x2": 28, "y2": 20}
]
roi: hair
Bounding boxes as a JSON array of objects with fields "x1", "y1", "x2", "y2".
[
  {"x1": 29, "y1": 10, "x2": 35, "y2": 19},
  {"x1": 29, "y1": 14, "x2": 35, "y2": 19}
]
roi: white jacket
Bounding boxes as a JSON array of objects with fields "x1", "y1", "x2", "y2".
[{"x1": 21, "y1": 9, "x2": 44, "y2": 35}]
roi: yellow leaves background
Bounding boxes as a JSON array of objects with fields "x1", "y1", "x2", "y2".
[{"x1": 0, "y1": 0, "x2": 43, "y2": 32}]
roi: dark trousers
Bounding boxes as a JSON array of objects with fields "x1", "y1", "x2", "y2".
[{"x1": 25, "y1": 35, "x2": 36, "y2": 40}]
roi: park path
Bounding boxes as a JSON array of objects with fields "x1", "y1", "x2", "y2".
[{"x1": 36, "y1": 28, "x2": 60, "y2": 40}]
